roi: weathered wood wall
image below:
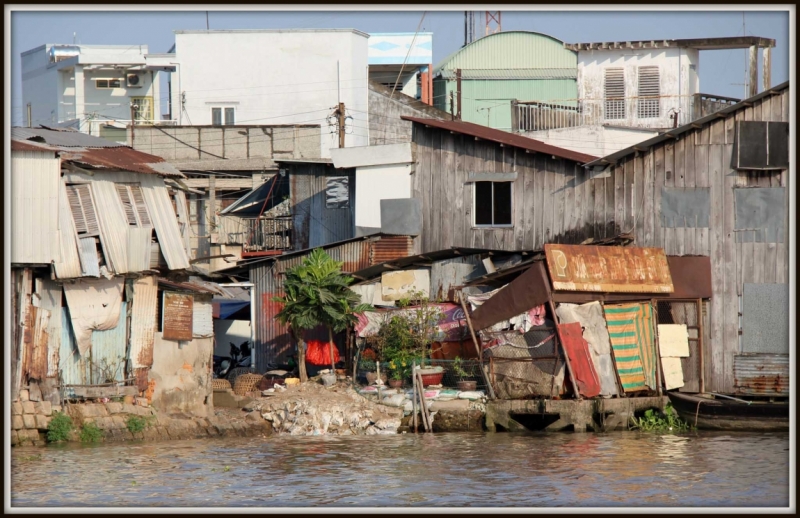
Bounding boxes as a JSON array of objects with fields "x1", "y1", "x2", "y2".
[{"x1": 411, "y1": 86, "x2": 789, "y2": 394}]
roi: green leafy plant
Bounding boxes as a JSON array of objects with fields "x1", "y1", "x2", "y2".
[
  {"x1": 79, "y1": 422, "x2": 104, "y2": 443},
  {"x1": 629, "y1": 403, "x2": 693, "y2": 432},
  {"x1": 453, "y1": 356, "x2": 470, "y2": 381},
  {"x1": 125, "y1": 415, "x2": 153, "y2": 434},
  {"x1": 223, "y1": 466, "x2": 231, "y2": 472},
  {"x1": 47, "y1": 412, "x2": 74, "y2": 443},
  {"x1": 273, "y1": 248, "x2": 374, "y2": 381}
]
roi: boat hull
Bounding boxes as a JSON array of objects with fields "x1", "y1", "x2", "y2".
[{"x1": 668, "y1": 391, "x2": 789, "y2": 432}]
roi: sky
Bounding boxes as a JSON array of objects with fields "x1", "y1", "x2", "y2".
[{"x1": 8, "y1": 8, "x2": 791, "y2": 126}]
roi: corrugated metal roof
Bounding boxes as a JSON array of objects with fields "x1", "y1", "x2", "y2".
[
  {"x1": 157, "y1": 278, "x2": 234, "y2": 297},
  {"x1": 11, "y1": 127, "x2": 126, "y2": 148},
  {"x1": 435, "y1": 31, "x2": 575, "y2": 73},
  {"x1": 439, "y1": 68, "x2": 577, "y2": 80},
  {"x1": 401, "y1": 116, "x2": 597, "y2": 164},
  {"x1": 733, "y1": 353, "x2": 789, "y2": 397},
  {"x1": 585, "y1": 81, "x2": 790, "y2": 168}
]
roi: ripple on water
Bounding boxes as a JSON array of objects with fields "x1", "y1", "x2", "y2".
[{"x1": 11, "y1": 431, "x2": 789, "y2": 507}]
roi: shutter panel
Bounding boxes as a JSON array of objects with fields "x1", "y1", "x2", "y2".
[
  {"x1": 116, "y1": 184, "x2": 139, "y2": 226},
  {"x1": 637, "y1": 66, "x2": 660, "y2": 118},
  {"x1": 604, "y1": 68, "x2": 625, "y2": 120},
  {"x1": 79, "y1": 185, "x2": 100, "y2": 236},
  {"x1": 129, "y1": 184, "x2": 152, "y2": 227},
  {"x1": 67, "y1": 184, "x2": 88, "y2": 234},
  {"x1": 224, "y1": 108, "x2": 235, "y2": 126}
]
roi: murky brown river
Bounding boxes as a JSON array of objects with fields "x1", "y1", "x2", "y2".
[{"x1": 11, "y1": 431, "x2": 789, "y2": 507}]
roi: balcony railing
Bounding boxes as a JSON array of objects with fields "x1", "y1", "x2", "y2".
[{"x1": 218, "y1": 215, "x2": 293, "y2": 252}]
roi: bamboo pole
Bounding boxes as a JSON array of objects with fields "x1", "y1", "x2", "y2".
[
  {"x1": 548, "y1": 299, "x2": 582, "y2": 400},
  {"x1": 651, "y1": 300, "x2": 664, "y2": 397},
  {"x1": 412, "y1": 364, "x2": 418, "y2": 434},
  {"x1": 415, "y1": 366, "x2": 431, "y2": 432},
  {"x1": 458, "y1": 291, "x2": 496, "y2": 400}
]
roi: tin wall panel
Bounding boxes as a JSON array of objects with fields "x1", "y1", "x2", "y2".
[
  {"x1": 54, "y1": 181, "x2": 84, "y2": 279},
  {"x1": 35, "y1": 279, "x2": 63, "y2": 378},
  {"x1": 129, "y1": 276, "x2": 157, "y2": 370},
  {"x1": 23, "y1": 306, "x2": 51, "y2": 382},
  {"x1": 173, "y1": 189, "x2": 191, "y2": 255},
  {"x1": 88, "y1": 302, "x2": 128, "y2": 384},
  {"x1": 545, "y1": 244, "x2": 674, "y2": 293},
  {"x1": 733, "y1": 353, "x2": 789, "y2": 396},
  {"x1": 78, "y1": 237, "x2": 101, "y2": 277},
  {"x1": 11, "y1": 150, "x2": 61, "y2": 265},
  {"x1": 92, "y1": 179, "x2": 132, "y2": 274},
  {"x1": 59, "y1": 306, "x2": 87, "y2": 386},
  {"x1": 742, "y1": 283, "x2": 789, "y2": 354},
  {"x1": 430, "y1": 255, "x2": 486, "y2": 301},
  {"x1": 291, "y1": 165, "x2": 356, "y2": 250},
  {"x1": 370, "y1": 235, "x2": 413, "y2": 265},
  {"x1": 140, "y1": 175, "x2": 190, "y2": 270},
  {"x1": 128, "y1": 227, "x2": 153, "y2": 272}
]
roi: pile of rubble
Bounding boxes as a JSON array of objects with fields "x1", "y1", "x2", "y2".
[{"x1": 252, "y1": 382, "x2": 403, "y2": 436}]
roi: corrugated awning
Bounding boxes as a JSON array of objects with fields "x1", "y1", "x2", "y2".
[{"x1": 470, "y1": 262, "x2": 552, "y2": 331}]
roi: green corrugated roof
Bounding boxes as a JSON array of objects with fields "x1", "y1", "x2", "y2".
[{"x1": 439, "y1": 68, "x2": 577, "y2": 80}]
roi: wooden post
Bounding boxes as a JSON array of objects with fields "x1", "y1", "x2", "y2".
[
  {"x1": 27, "y1": 103, "x2": 32, "y2": 128},
  {"x1": 511, "y1": 100, "x2": 519, "y2": 133},
  {"x1": 697, "y1": 298, "x2": 705, "y2": 394},
  {"x1": 449, "y1": 91, "x2": 455, "y2": 121},
  {"x1": 651, "y1": 300, "x2": 663, "y2": 397},
  {"x1": 748, "y1": 45, "x2": 758, "y2": 97},
  {"x1": 208, "y1": 174, "x2": 216, "y2": 234},
  {"x1": 414, "y1": 366, "x2": 430, "y2": 432},
  {"x1": 412, "y1": 365, "x2": 418, "y2": 433},
  {"x1": 762, "y1": 47, "x2": 771, "y2": 91},
  {"x1": 548, "y1": 299, "x2": 582, "y2": 400},
  {"x1": 338, "y1": 102, "x2": 346, "y2": 148},
  {"x1": 458, "y1": 291, "x2": 496, "y2": 400},
  {"x1": 327, "y1": 326, "x2": 336, "y2": 373}
]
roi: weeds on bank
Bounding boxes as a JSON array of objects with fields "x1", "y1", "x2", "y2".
[
  {"x1": 629, "y1": 403, "x2": 693, "y2": 432},
  {"x1": 79, "y1": 422, "x2": 104, "y2": 443},
  {"x1": 126, "y1": 415, "x2": 155, "y2": 434},
  {"x1": 46, "y1": 412, "x2": 74, "y2": 443}
]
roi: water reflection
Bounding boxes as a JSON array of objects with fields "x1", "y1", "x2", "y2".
[{"x1": 11, "y1": 431, "x2": 789, "y2": 507}]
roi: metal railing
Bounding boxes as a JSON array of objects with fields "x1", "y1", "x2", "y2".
[{"x1": 218, "y1": 215, "x2": 293, "y2": 251}]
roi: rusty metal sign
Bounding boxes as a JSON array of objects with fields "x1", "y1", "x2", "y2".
[
  {"x1": 162, "y1": 292, "x2": 194, "y2": 341},
  {"x1": 544, "y1": 244, "x2": 674, "y2": 293}
]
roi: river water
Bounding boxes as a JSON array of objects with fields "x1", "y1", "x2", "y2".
[{"x1": 11, "y1": 431, "x2": 789, "y2": 508}]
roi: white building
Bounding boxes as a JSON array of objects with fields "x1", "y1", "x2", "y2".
[
  {"x1": 145, "y1": 29, "x2": 371, "y2": 159},
  {"x1": 368, "y1": 33, "x2": 433, "y2": 104},
  {"x1": 520, "y1": 36, "x2": 775, "y2": 157},
  {"x1": 21, "y1": 44, "x2": 164, "y2": 138}
]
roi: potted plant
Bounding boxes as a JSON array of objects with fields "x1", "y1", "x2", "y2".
[{"x1": 453, "y1": 356, "x2": 477, "y2": 391}]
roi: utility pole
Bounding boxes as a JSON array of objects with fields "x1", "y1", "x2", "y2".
[
  {"x1": 456, "y1": 68, "x2": 462, "y2": 120},
  {"x1": 449, "y1": 92, "x2": 455, "y2": 121},
  {"x1": 27, "y1": 103, "x2": 32, "y2": 128},
  {"x1": 337, "y1": 102, "x2": 346, "y2": 148},
  {"x1": 464, "y1": 11, "x2": 475, "y2": 46}
]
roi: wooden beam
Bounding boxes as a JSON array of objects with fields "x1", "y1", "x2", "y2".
[{"x1": 182, "y1": 178, "x2": 253, "y2": 189}]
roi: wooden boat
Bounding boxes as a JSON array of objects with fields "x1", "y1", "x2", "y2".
[{"x1": 667, "y1": 391, "x2": 789, "y2": 432}]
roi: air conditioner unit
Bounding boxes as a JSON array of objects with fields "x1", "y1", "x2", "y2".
[{"x1": 126, "y1": 74, "x2": 142, "y2": 88}]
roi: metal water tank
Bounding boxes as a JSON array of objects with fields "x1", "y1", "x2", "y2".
[{"x1": 48, "y1": 45, "x2": 81, "y2": 64}]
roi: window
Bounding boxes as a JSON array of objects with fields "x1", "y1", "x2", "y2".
[
  {"x1": 604, "y1": 68, "x2": 625, "y2": 120},
  {"x1": 66, "y1": 184, "x2": 100, "y2": 237},
  {"x1": 131, "y1": 97, "x2": 153, "y2": 122},
  {"x1": 95, "y1": 79, "x2": 122, "y2": 89},
  {"x1": 212, "y1": 107, "x2": 236, "y2": 126},
  {"x1": 474, "y1": 181, "x2": 512, "y2": 227},
  {"x1": 325, "y1": 177, "x2": 350, "y2": 209},
  {"x1": 637, "y1": 66, "x2": 660, "y2": 119},
  {"x1": 734, "y1": 121, "x2": 789, "y2": 170},
  {"x1": 115, "y1": 183, "x2": 152, "y2": 227}
]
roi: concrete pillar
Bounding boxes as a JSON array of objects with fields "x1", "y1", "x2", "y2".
[
  {"x1": 74, "y1": 65, "x2": 85, "y2": 132},
  {"x1": 748, "y1": 45, "x2": 758, "y2": 98},
  {"x1": 762, "y1": 47, "x2": 772, "y2": 90},
  {"x1": 151, "y1": 70, "x2": 161, "y2": 123}
]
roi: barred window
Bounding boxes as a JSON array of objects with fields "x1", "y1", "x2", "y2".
[
  {"x1": 637, "y1": 66, "x2": 660, "y2": 119},
  {"x1": 604, "y1": 68, "x2": 625, "y2": 120}
]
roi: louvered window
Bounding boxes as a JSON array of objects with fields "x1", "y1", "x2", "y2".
[
  {"x1": 637, "y1": 66, "x2": 660, "y2": 119},
  {"x1": 604, "y1": 68, "x2": 626, "y2": 120},
  {"x1": 66, "y1": 184, "x2": 100, "y2": 237},
  {"x1": 116, "y1": 183, "x2": 152, "y2": 227}
]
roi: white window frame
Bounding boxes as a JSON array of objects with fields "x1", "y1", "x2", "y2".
[
  {"x1": 604, "y1": 67, "x2": 626, "y2": 121},
  {"x1": 211, "y1": 106, "x2": 236, "y2": 126},
  {"x1": 636, "y1": 66, "x2": 661, "y2": 119},
  {"x1": 95, "y1": 78, "x2": 122, "y2": 89},
  {"x1": 472, "y1": 181, "x2": 514, "y2": 229}
]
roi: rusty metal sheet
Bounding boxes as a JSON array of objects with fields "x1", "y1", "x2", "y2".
[
  {"x1": 470, "y1": 262, "x2": 552, "y2": 331},
  {"x1": 557, "y1": 322, "x2": 602, "y2": 398},
  {"x1": 545, "y1": 244, "x2": 674, "y2": 294},
  {"x1": 370, "y1": 235, "x2": 413, "y2": 265},
  {"x1": 667, "y1": 256, "x2": 712, "y2": 299},
  {"x1": 23, "y1": 306, "x2": 51, "y2": 382},
  {"x1": 130, "y1": 276, "x2": 158, "y2": 371},
  {"x1": 162, "y1": 292, "x2": 194, "y2": 342},
  {"x1": 733, "y1": 353, "x2": 789, "y2": 397}
]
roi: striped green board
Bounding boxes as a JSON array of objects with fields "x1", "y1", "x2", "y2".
[{"x1": 603, "y1": 303, "x2": 657, "y2": 393}]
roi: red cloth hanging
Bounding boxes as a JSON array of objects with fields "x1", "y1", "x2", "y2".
[{"x1": 305, "y1": 340, "x2": 340, "y2": 366}]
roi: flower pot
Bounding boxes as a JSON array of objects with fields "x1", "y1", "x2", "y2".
[
  {"x1": 457, "y1": 380, "x2": 477, "y2": 391},
  {"x1": 366, "y1": 372, "x2": 386, "y2": 385},
  {"x1": 419, "y1": 372, "x2": 444, "y2": 387},
  {"x1": 389, "y1": 379, "x2": 404, "y2": 389}
]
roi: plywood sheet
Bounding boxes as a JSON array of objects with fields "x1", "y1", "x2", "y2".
[{"x1": 657, "y1": 324, "x2": 690, "y2": 357}]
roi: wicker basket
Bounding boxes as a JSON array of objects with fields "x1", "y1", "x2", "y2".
[
  {"x1": 234, "y1": 373, "x2": 263, "y2": 396},
  {"x1": 212, "y1": 379, "x2": 232, "y2": 391}
]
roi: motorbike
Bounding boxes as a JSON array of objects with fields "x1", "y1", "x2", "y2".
[{"x1": 213, "y1": 341, "x2": 252, "y2": 382}]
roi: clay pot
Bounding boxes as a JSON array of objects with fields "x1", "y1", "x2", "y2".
[
  {"x1": 419, "y1": 370, "x2": 444, "y2": 387},
  {"x1": 457, "y1": 380, "x2": 477, "y2": 391},
  {"x1": 389, "y1": 379, "x2": 404, "y2": 389}
]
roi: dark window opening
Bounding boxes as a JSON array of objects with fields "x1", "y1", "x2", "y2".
[{"x1": 474, "y1": 181, "x2": 512, "y2": 227}]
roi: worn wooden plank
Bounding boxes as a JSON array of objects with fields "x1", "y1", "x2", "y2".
[
  {"x1": 721, "y1": 142, "x2": 738, "y2": 394},
  {"x1": 440, "y1": 131, "x2": 456, "y2": 252},
  {"x1": 652, "y1": 145, "x2": 665, "y2": 248},
  {"x1": 706, "y1": 136, "x2": 725, "y2": 393},
  {"x1": 663, "y1": 139, "x2": 678, "y2": 255},
  {"x1": 563, "y1": 160, "x2": 576, "y2": 243},
  {"x1": 615, "y1": 161, "x2": 626, "y2": 240},
  {"x1": 724, "y1": 111, "x2": 736, "y2": 145},
  {"x1": 453, "y1": 134, "x2": 466, "y2": 249},
  {"x1": 709, "y1": 113, "x2": 725, "y2": 145},
  {"x1": 605, "y1": 170, "x2": 616, "y2": 238},
  {"x1": 534, "y1": 155, "x2": 545, "y2": 249},
  {"x1": 416, "y1": 127, "x2": 431, "y2": 253},
  {"x1": 430, "y1": 129, "x2": 443, "y2": 252},
  {"x1": 588, "y1": 175, "x2": 598, "y2": 240},
  {"x1": 776, "y1": 168, "x2": 787, "y2": 283},
  {"x1": 521, "y1": 154, "x2": 534, "y2": 250},
  {"x1": 511, "y1": 149, "x2": 524, "y2": 250},
  {"x1": 642, "y1": 149, "x2": 655, "y2": 246},
  {"x1": 699, "y1": 145, "x2": 719, "y2": 258},
  {"x1": 631, "y1": 154, "x2": 644, "y2": 243},
  {"x1": 541, "y1": 155, "x2": 554, "y2": 245}
]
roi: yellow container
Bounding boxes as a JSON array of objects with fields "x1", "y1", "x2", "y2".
[{"x1": 284, "y1": 378, "x2": 300, "y2": 386}]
